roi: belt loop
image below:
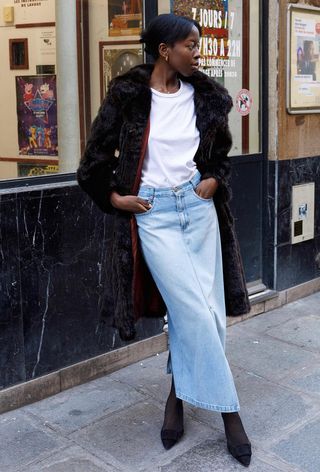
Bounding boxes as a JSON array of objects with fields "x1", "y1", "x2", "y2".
[{"x1": 190, "y1": 172, "x2": 197, "y2": 189}]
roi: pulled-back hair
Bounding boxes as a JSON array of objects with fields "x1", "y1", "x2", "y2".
[{"x1": 140, "y1": 13, "x2": 201, "y2": 60}]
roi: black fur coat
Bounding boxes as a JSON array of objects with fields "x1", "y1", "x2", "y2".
[{"x1": 77, "y1": 63, "x2": 250, "y2": 341}]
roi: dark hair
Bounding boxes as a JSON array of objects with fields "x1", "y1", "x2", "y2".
[{"x1": 140, "y1": 13, "x2": 201, "y2": 60}]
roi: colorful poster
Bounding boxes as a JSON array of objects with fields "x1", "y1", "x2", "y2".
[
  {"x1": 16, "y1": 75, "x2": 58, "y2": 156},
  {"x1": 289, "y1": 6, "x2": 320, "y2": 112},
  {"x1": 108, "y1": 0, "x2": 143, "y2": 37},
  {"x1": 18, "y1": 163, "x2": 59, "y2": 177},
  {"x1": 171, "y1": 0, "x2": 239, "y2": 81}
]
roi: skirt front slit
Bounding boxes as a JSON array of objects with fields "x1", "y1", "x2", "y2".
[{"x1": 134, "y1": 169, "x2": 240, "y2": 412}]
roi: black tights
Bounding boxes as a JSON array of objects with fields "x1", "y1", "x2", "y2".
[
  {"x1": 162, "y1": 376, "x2": 183, "y2": 431},
  {"x1": 163, "y1": 376, "x2": 249, "y2": 445}
]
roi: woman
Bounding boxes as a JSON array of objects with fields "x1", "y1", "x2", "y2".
[{"x1": 77, "y1": 13, "x2": 252, "y2": 468}]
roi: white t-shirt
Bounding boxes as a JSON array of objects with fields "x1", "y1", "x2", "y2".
[{"x1": 140, "y1": 79, "x2": 200, "y2": 187}]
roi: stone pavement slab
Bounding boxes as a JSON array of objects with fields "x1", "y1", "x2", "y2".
[
  {"x1": 226, "y1": 328, "x2": 319, "y2": 383},
  {"x1": 234, "y1": 294, "x2": 320, "y2": 335},
  {"x1": 158, "y1": 438, "x2": 286, "y2": 472},
  {"x1": 280, "y1": 362, "x2": 320, "y2": 397},
  {"x1": 25, "y1": 376, "x2": 145, "y2": 434},
  {"x1": 69, "y1": 399, "x2": 215, "y2": 471},
  {"x1": 19, "y1": 445, "x2": 118, "y2": 472},
  {"x1": 265, "y1": 314, "x2": 320, "y2": 352},
  {"x1": 109, "y1": 353, "x2": 171, "y2": 404},
  {"x1": 271, "y1": 416, "x2": 320, "y2": 472},
  {"x1": 0, "y1": 410, "x2": 66, "y2": 472}
]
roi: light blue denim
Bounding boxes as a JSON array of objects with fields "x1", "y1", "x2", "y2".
[{"x1": 134, "y1": 169, "x2": 240, "y2": 412}]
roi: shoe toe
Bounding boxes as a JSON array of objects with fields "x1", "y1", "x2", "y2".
[
  {"x1": 238, "y1": 454, "x2": 251, "y2": 467},
  {"x1": 161, "y1": 428, "x2": 184, "y2": 450},
  {"x1": 227, "y1": 442, "x2": 252, "y2": 467}
]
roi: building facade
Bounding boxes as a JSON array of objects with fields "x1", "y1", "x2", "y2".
[{"x1": 0, "y1": 0, "x2": 319, "y2": 405}]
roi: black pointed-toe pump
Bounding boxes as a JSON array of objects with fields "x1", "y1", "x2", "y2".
[
  {"x1": 227, "y1": 440, "x2": 252, "y2": 467},
  {"x1": 161, "y1": 425, "x2": 184, "y2": 450}
]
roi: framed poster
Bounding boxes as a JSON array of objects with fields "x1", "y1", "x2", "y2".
[
  {"x1": 107, "y1": 0, "x2": 143, "y2": 38},
  {"x1": 287, "y1": 4, "x2": 320, "y2": 114},
  {"x1": 15, "y1": 75, "x2": 58, "y2": 156},
  {"x1": 99, "y1": 41, "x2": 143, "y2": 101}
]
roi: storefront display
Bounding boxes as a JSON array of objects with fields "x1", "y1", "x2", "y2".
[
  {"x1": 0, "y1": 1, "x2": 319, "y2": 424},
  {"x1": 0, "y1": 0, "x2": 261, "y2": 180}
]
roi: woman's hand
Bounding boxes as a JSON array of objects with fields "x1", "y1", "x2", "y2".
[
  {"x1": 195, "y1": 177, "x2": 219, "y2": 199},
  {"x1": 110, "y1": 191, "x2": 152, "y2": 213}
]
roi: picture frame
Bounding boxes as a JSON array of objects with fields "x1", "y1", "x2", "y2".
[
  {"x1": 9, "y1": 38, "x2": 29, "y2": 70},
  {"x1": 287, "y1": 4, "x2": 320, "y2": 114},
  {"x1": 107, "y1": 0, "x2": 143, "y2": 38},
  {"x1": 99, "y1": 40, "x2": 144, "y2": 101}
]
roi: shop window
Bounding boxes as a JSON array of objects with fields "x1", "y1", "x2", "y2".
[
  {"x1": 0, "y1": 0, "x2": 261, "y2": 183},
  {"x1": 159, "y1": 0, "x2": 262, "y2": 156},
  {"x1": 0, "y1": 0, "x2": 146, "y2": 182},
  {"x1": 0, "y1": 0, "x2": 58, "y2": 181},
  {"x1": 88, "y1": 0, "x2": 145, "y2": 121}
]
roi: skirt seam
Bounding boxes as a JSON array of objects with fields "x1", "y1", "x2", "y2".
[{"x1": 175, "y1": 390, "x2": 240, "y2": 412}]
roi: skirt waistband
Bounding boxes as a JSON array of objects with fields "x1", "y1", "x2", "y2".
[{"x1": 138, "y1": 169, "x2": 201, "y2": 196}]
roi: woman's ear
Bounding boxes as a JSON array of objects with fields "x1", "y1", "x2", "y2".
[{"x1": 158, "y1": 42, "x2": 169, "y2": 61}]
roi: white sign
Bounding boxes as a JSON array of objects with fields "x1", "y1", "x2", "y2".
[{"x1": 11, "y1": 0, "x2": 55, "y2": 24}]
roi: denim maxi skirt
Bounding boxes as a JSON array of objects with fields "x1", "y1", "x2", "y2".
[{"x1": 134, "y1": 169, "x2": 240, "y2": 412}]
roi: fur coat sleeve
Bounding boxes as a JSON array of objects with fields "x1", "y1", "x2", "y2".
[
  {"x1": 76, "y1": 81, "x2": 122, "y2": 214},
  {"x1": 197, "y1": 92, "x2": 233, "y2": 190}
]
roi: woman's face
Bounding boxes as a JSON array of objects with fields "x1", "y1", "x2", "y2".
[
  {"x1": 306, "y1": 42, "x2": 315, "y2": 60},
  {"x1": 163, "y1": 25, "x2": 201, "y2": 76},
  {"x1": 308, "y1": 43, "x2": 314, "y2": 59}
]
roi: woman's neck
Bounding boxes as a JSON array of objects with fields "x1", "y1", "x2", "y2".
[{"x1": 149, "y1": 61, "x2": 179, "y2": 93}]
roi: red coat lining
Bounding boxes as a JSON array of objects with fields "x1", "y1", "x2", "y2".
[{"x1": 130, "y1": 118, "x2": 166, "y2": 321}]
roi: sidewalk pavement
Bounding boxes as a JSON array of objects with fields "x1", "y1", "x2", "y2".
[{"x1": 1, "y1": 292, "x2": 320, "y2": 472}]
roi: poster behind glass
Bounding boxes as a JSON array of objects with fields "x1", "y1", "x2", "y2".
[
  {"x1": 288, "y1": 5, "x2": 320, "y2": 113},
  {"x1": 100, "y1": 42, "x2": 143, "y2": 99},
  {"x1": 171, "y1": 0, "x2": 240, "y2": 86},
  {"x1": 108, "y1": 0, "x2": 143, "y2": 37},
  {"x1": 16, "y1": 75, "x2": 58, "y2": 157}
]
